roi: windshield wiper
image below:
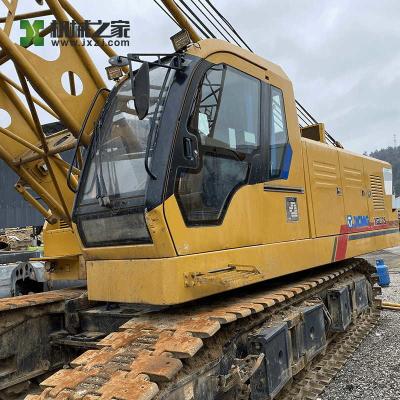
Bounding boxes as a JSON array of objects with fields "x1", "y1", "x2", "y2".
[
  {"x1": 95, "y1": 143, "x2": 124, "y2": 210},
  {"x1": 143, "y1": 66, "x2": 172, "y2": 180},
  {"x1": 67, "y1": 87, "x2": 110, "y2": 193},
  {"x1": 91, "y1": 88, "x2": 121, "y2": 209},
  {"x1": 93, "y1": 124, "x2": 111, "y2": 208}
]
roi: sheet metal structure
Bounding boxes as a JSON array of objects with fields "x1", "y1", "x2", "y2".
[{"x1": 0, "y1": 159, "x2": 43, "y2": 228}]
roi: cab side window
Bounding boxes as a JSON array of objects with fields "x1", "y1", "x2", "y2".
[
  {"x1": 176, "y1": 64, "x2": 261, "y2": 225},
  {"x1": 192, "y1": 64, "x2": 260, "y2": 153},
  {"x1": 270, "y1": 86, "x2": 289, "y2": 178}
]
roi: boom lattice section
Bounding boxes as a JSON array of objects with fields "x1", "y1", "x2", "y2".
[{"x1": 0, "y1": 0, "x2": 121, "y2": 225}]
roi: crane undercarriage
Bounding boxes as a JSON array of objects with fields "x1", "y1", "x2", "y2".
[{"x1": 0, "y1": 258, "x2": 381, "y2": 400}]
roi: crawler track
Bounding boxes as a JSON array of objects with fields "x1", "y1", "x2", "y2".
[
  {"x1": 277, "y1": 310, "x2": 380, "y2": 400},
  {"x1": 0, "y1": 288, "x2": 86, "y2": 394},
  {"x1": 0, "y1": 288, "x2": 85, "y2": 313},
  {"x1": 27, "y1": 259, "x2": 379, "y2": 400}
]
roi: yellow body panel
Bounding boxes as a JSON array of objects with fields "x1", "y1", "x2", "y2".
[
  {"x1": 339, "y1": 149, "x2": 369, "y2": 219},
  {"x1": 43, "y1": 222, "x2": 81, "y2": 257},
  {"x1": 41, "y1": 221, "x2": 83, "y2": 281},
  {"x1": 164, "y1": 187, "x2": 309, "y2": 255},
  {"x1": 304, "y1": 139, "x2": 345, "y2": 236},
  {"x1": 87, "y1": 227, "x2": 399, "y2": 305}
]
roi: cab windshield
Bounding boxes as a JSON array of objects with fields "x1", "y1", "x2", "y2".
[
  {"x1": 74, "y1": 63, "x2": 173, "y2": 247},
  {"x1": 80, "y1": 65, "x2": 172, "y2": 208}
]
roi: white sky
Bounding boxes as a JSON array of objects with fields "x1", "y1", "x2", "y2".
[{"x1": 2, "y1": 0, "x2": 400, "y2": 154}]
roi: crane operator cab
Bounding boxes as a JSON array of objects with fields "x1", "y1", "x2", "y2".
[{"x1": 72, "y1": 39, "x2": 398, "y2": 305}]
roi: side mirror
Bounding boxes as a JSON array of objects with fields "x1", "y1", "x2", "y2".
[{"x1": 132, "y1": 62, "x2": 150, "y2": 120}]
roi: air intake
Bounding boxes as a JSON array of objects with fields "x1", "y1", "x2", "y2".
[
  {"x1": 370, "y1": 175, "x2": 385, "y2": 211},
  {"x1": 59, "y1": 219, "x2": 70, "y2": 229}
]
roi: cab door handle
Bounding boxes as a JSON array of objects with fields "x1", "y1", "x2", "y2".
[
  {"x1": 183, "y1": 137, "x2": 194, "y2": 159},
  {"x1": 183, "y1": 137, "x2": 198, "y2": 160}
]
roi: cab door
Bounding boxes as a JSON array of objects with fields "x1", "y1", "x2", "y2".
[
  {"x1": 163, "y1": 55, "x2": 309, "y2": 256},
  {"x1": 163, "y1": 60, "x2": 268, "y2": 255}
]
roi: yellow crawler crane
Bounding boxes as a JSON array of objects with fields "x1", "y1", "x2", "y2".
[{"x1": 0, "y1": 1, "x2": 398, "y2": 399}]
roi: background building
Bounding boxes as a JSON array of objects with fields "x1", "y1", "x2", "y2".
[{"x1": 0, "y1": 161, "x2": 44, "y2": 229}]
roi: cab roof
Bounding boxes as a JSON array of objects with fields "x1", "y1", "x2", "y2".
[{"x1": 186, "y1": 38, "x2": 290, "y2": 83}]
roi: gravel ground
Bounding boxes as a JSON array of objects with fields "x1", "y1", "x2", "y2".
[{"x1": 321, "y1": 246, "x2": 400, "y2": 400}]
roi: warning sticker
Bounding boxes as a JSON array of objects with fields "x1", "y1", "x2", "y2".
[{"x1": 286, "y1": 197, "x2": 299, "y2": 222}]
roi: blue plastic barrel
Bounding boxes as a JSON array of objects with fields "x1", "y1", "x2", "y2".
[{"x1": 376, "y1": 259, "x2": 390, "y2": 287}]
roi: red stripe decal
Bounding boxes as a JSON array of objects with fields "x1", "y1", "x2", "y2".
[
  {"x1": 335, "y1": 234, "x2": 348, "y2": 261},
  {"x1": 333, "y1": 220, "x2": 399, "y2": 262},
  {"x1": 339, "y1": 220, "x2": 399, "y2": 235}
]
